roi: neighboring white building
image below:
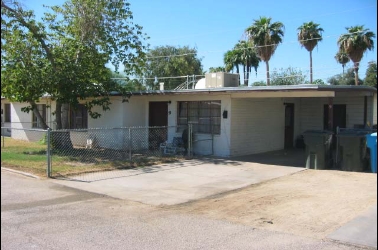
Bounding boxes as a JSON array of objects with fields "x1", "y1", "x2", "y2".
[{"x1": 2, "y1": 78, "x2": 377, "y2": 157}]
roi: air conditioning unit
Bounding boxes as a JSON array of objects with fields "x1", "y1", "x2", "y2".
[{"x1": 205, "y1": 72, "x2": 239, "y2": 88}]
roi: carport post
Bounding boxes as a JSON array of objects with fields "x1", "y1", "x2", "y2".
[
  {"x1": 188, "y1": 123, "x2": 192, "y2": 158},
  {"x1": 328, "y1": 98, "x2": 334, "y2": 130},
  {"x1": 363, "y1": 96, "x2": 367, "y2": 127}
]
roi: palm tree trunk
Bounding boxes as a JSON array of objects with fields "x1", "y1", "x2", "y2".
[
  {"x1": 310, "y1": 51, "x2": 313, "y2": 84},
  {"x1": 243, "y1": 65, "x2": 247, "y2": 86},
  {"x1": 266, "y1": 61, "x2": 270, "y2": 85},
  {"x1": 246, "y1": 65, "x2": 250, "y2": 86},
  {"x1": 354, "y1": 62, "x2": 359, "y2": 85}
]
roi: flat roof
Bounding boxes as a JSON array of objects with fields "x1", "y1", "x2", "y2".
[{"x1": 121, "y1": 84, "x2": 377, "y2": 96}]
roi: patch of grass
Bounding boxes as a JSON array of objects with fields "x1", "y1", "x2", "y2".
[{"x1": 1, "y1": 137, "x2": 182, "y2": 177}]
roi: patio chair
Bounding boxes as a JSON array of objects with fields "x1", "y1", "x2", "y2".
[{"x1": 160, "y1": 137, "x2": 185, "y2": 155}]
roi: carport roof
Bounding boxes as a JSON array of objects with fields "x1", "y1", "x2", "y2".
[{"x1": 117, "y1": 84, "x2": 377, "y2": 97}]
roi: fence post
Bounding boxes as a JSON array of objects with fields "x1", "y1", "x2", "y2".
[
  {"x1": 46, "y1": 128, "x2": 52, "y2": 178},
  {"x1": 188, "y1": 124, "x2": 192, "y2": 158},
  {"x1": 128, "y1": 127, "x2": 132, "y2": 161},
  {"x1": 2, "y1": 126, "x2": 4, "y2": 148}
]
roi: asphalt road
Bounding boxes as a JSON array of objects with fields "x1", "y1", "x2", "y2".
[{"x1": 1, "y1": 170, "x2": 371, "y2": 250}]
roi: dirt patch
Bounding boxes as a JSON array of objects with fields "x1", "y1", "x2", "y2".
[{"x1": 173, "y1": 169, "x2": 377, "y2": 239}]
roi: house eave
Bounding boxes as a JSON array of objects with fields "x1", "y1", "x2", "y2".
[{"x1": 112, "y1": 85, "x2": 376, "y2": 98}]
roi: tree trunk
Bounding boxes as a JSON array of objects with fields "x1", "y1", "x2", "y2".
[
  {"x1": 236, "y1": 65, "x2": 240, "y2": 86},
  {"x1": 354, "y1": 62, "x2": 359, "y2": 86},
  {"x1": 53, "y1": 101, "x2": 73, "y2": 151},
  {"x1": 243, "y1": 65, "x2": 247, "y2": 86},
  {"x1": 55, "y1": 101, "x2": 62, "y2": 130},
  {"x1": 61, "y1": 103, "x2": 70, "y2": 129},
  {"x1": 266, "y1": 61, "x2": 270, "y2": 86},
  {"x1": 246, "y1": 65, "x2": 250, "y2": 86},
  {"x1": 310, "y1": 50, "x2": 313, "y2": 84}
]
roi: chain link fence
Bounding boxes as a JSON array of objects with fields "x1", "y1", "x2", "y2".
[{"x1": 2, "y1": 125, "x2": 206, "y2": 181}]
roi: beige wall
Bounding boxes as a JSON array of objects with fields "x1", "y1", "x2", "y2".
[{"x1": 230, "y1": 98, "x2": 285, "y2": 156}]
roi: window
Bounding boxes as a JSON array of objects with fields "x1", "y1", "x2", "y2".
[
  {"x1": 4, "y1": 104, "x2": 11, "y2": 123},
  {"x1": 178, "y1": 101, "x2": 221, "y2": 134},
  {"x1": 32, "y1": 104, "x2": 46, "y2": 128},
  {"x1": 70, "y1": 104, "x2": 88, "y2": 129}
]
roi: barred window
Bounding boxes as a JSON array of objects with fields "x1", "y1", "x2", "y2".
[
  {"x1": 70, "y1": 104, "x2": 88, "y2": 129},
  {"x1": 4, "y1": 104, "x2": 11, "y2": 122},
  {"x1": 32, "y1": 104, "x2": 46, "y2": 128},
  {"x1": 178, "y1": 101, "x2": 221, "y2": 134}
]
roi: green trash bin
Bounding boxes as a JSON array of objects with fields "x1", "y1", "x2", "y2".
[
  {"x1": 303, "y1": 130, "x2": 333, "y2": 170},
  {"x1": 336, "y1": 130, "x2": 370, "y2": 172}
]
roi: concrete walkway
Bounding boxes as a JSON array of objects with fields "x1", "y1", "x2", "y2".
[
  {"x1": 328, "y1": 204, "x2": 377, "y2": 248},
  {"x1": 52, "y1": 159, "x2": 304, "y2": 206}
]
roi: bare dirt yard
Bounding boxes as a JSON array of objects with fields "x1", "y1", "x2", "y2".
[{"x1": 172, "y1": 169, "x2": 377, "y2": 239}]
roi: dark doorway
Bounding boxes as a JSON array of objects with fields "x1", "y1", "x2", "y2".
[
  {"x1": 324, "y1": 104, "x2": 347, "y2": 151},
  {"x1": 149, "y1": 102, "x2": 168, "y2": 149},
  {"x1": 323, "y1": 104, "x2": 347, "y2": 132},
  {"x1": 284, "y1": 103, "x2": 295, "y2": 149}
]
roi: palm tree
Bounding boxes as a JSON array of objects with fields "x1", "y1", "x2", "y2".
[
  {"x1": 246, "y1": 17, "x2": 284, "y2": 85},
  {"x1": 224, "y1": 49, "x2": 243, "y2": 85},
  {"x1": 223, "y1": 50, "x2": 240, "y2": 74},
  {"x1": 234, "y1": 40, "x2": 260, "y2": 86},
  {"x1": 334, "y1": 50, "x2": 350, "y2": 74},
  {"x1": 337, "y1": 25, "x2": 375, "y2": 85},
  {"x1": 297, "y1": 22, "x2": 324, "y2": 84}
]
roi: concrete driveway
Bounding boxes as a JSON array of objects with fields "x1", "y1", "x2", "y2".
[{"x1": 52, "y1": 158, "x2": 304, "y2": 206}]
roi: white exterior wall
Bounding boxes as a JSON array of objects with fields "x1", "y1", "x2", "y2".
[
  {"x1": 134, "y1": 94, "x2": 232, "y2": 157},
  {"x1": 230, "y1": 98, "x2": 285, "y2": 156},
  {"x1": 1, "y1": 99, "x2": 54, "y2": 141}
]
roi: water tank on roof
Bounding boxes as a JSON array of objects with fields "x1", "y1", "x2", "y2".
[{"x1": 194, "y1": 78, "x2": 206, "y2": 89}]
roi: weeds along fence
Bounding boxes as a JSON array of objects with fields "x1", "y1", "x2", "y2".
[{"x1": 1, "y1": 125, "x2": 204, "y2": 180}]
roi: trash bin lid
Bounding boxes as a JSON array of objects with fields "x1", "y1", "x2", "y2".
[
  {"x1": 303, "y1": 130, "x2": 333, "y2": 135},
  {"x1": 337, "y1": 129, "x2": 372, "y2": 137}
]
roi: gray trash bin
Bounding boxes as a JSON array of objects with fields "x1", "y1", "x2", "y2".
[
  {"x1": 336, "y1": 130, "x2": 370, "y2": 172},
  {"x1": 303, "y1": 130, "x2": 333, "y2": 170}
]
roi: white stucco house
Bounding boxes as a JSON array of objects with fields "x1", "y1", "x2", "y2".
[{"x1": 1, "y1": 73, "x2": 377, "y2": 157}]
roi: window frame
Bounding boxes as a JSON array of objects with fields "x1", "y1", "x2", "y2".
[
  {"x1": 32, "y1": 104, "x2": 47, "y2": 129},
  {"x1": 177, "y1": 100, "x2": 221, "y2": 135},
  {"x1": 4, "y1": 103, "x2": 11, "y2": 123},
  {"x1": 70, "y1": 104, "x2": 88, "y2": 129}
]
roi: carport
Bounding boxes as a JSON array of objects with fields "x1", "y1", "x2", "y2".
[{"x1": 226, "y1": 85, "x2": 376, "y2": 158}]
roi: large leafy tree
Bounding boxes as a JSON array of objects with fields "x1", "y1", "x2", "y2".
[
  {"x1": 364, "y1": 61, "x2": 377, "y2": 88},
  {"x1": 142, "y1": 45, "x2": 203, "y2": 90},
  {"x1": 297, "y1": 22, "x2": 323, "y2": 84},
  {"x1": 208, "y1": 67, "x2": 226, "y2": 73},
  {"x1": 246, "y1": 17, "x2": 284, "y2": 85},
  {"x1": 270, "y1": 67, "x2": 307, "y2": 85},
  {"x1": 337, "y1": 25, "x2": 375, "y2": 85},
  {"x1": 234, "y1": 40, "x2": 260, "y2": 86},
  {"x1": 334, "y1": 50, "x2": 350, "y2": 74},
  {"x1": 1, "y1": 0, "x2": 148, "y2": 129},
  {"x1": 328, "y1": 68, "x2": 363, "y2": 85}
]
